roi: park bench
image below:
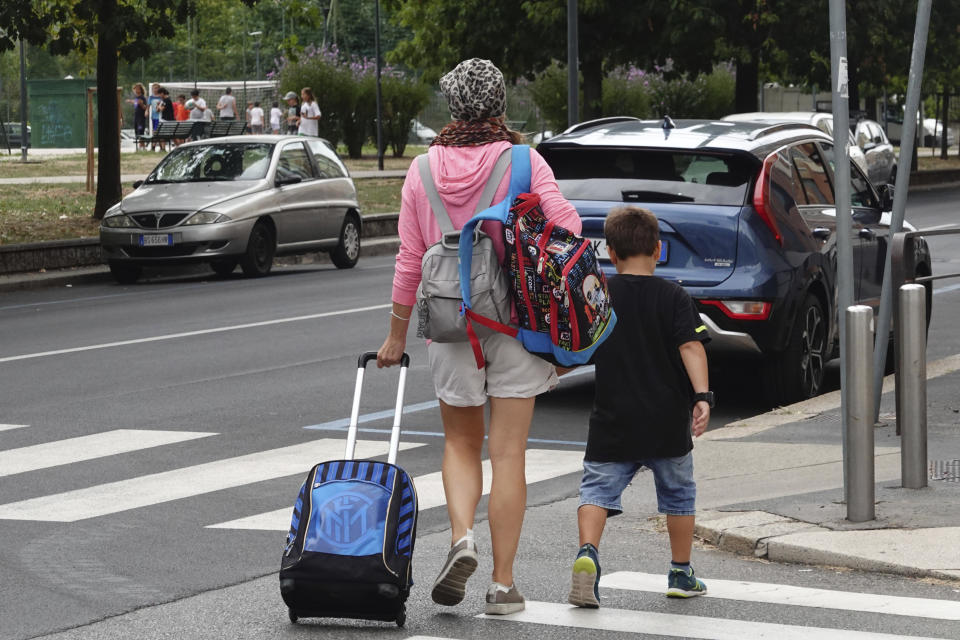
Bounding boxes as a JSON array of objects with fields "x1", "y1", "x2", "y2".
[
  {"x1": 207, "y1": 120, "x2": 248, "y2": 138},
  {"x1": 136, "y1": 121, "x2": 199, "y2": 149}
]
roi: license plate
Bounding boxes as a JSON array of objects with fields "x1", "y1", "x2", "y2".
[
  {"x1": 591, "y1": 238, "x2": 668, "y2": 264},
  {"x1": 139, "y1": 234, "x2": 173, "y2": 247}
]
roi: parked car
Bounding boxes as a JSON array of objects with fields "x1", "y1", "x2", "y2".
[
  {"x1": 921, "y1": 119, "x2": 956, "y2": 148},
  {"x1": 884, "y1": 107, "x2": 957, "y2": 147},
  {"x1": 1, "y1": 122, "x2": 31, "y2": 149},
  {"x1": 409, "y1": 119, "x2": 438, "y2": 144},
  {"x1": 722, "y1": 111, "x2": 873, "y2": 184},
  {"x1": 100, "y1": 135, "x2": 362, "y2": 284},
  {"x1": 852, "y1": 118, "x2": 897, "y2": 185},
  {"x1": 538, "y1": 117, "x2": 932, "y2": 405}
]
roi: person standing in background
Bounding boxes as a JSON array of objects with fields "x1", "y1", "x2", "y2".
[
  {"x1": 297, "y1": 87, "x2": 321, "y2": 137},
  {"x1": 148, "y1": 83, "x2": 163, "y2": 150},
  {"x1": 188, "y1": 89, "x2": 208, "y2": 139},
  {"x1": 269, "y1": 101, "x2": 283, "y2": 135},
  {"x1": 284, "y1": 91, "x2": 300, "y2": 134},
  {"x1": 129, "y1": 83, "x2": 148, "y2": 150},
  {"x1": 156, "y1": 87, "x2": 175, "y2": 151},
  {"x1": 173, "y1": 94, "x2": 189, "y2": 121},
  {"x1": 249, "y1": 101, "x2": 265, "y2": 134},
  {"x1": 217, "y1": 87, "x2": 237, "y2": 121}
]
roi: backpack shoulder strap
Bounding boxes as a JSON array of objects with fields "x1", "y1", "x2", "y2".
[
  {"x1": 474, "y1": 148, "x2": 513, "y2": 213},
  {"x1": 416, "y1": 153, "x2": 455, "y2": 235}
]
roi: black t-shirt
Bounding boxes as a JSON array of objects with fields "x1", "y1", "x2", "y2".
[
  {"x1": 160, "y1": 97, "x2": 175, "y2": 121},
  {"x1": 586, "y1": 274, "x2": 709, "y2": 462}
]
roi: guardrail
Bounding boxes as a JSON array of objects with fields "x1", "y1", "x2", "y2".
[{"x1": 890, "y1": 226, "x2": 960, "y2": 488}]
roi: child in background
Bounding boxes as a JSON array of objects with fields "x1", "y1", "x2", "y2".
[
  {"x1": 270, "y1": 102, "x2": 283, "y2": 135},
  {"x1": 249, "y1": 101, "x2": 265, "y2": 134},
  {"x1": 567, "y1": 206, "x2": 713, "y2": 609}
]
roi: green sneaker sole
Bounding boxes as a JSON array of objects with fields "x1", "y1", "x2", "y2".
[
  {"x1": 666, "y1": 586, "x2": 707, "y2": 598},
  {"x1": 568, "y1": 557, "x2": 600, "y2": 608}
]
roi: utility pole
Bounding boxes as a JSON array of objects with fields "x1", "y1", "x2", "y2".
[
  {"x1": 828, "y1": 0, "x2": 854, "y2": 498},
  {"x1": 566, "y1": 0, "x2": 579, "y2": 128},
  {"x1": 374, "y1": 0, "x2": 384, "y2": 170},
  {"x1": 19, "y1": 39, "x2": 28, "y2": 162}
]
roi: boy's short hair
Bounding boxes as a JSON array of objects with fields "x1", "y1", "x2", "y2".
[{"x1": 604, "y1": 206, "x2": 660, "y2": 259}]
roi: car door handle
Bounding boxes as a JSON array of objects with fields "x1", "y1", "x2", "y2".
[
  {"x1": 859, "y1": 228, "x2": 876, "y2": 240},
  {"x1": 812, "y1": 227, "x2": 832, "y2": 239}
]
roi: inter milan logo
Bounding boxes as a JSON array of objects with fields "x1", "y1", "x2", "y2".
[{"x1": 318, "y1": 491, "x2": 377, "y2": 549}]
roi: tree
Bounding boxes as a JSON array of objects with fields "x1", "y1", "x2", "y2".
[{"x1": 1, "y1": 0, "x2": 200, "y2": 218}]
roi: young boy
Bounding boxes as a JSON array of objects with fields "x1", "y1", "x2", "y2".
[{"x1": 568, "y1": 206, "x2": 713, "y2": 608}]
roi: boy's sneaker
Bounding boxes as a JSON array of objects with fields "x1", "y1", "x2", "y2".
[
  {"x1": 430, "y1": 539, "x2": 478, "y2": 606},
  {"x1": 666, "y1": 566, "x2": 707, "y2": 598},
  {"x1": 568, "y1": 543, "x2": 601, "y2": 608},
  {"x1": 485, "y1": 582, "x2": 525, "y2": 615}
]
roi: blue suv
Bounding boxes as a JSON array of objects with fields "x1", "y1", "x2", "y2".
[{"x1": 538, "y1": 117, "x2": 932, "y2": 405}]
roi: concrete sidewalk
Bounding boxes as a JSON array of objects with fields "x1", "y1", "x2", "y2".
[{"x1": 695, "y1": 354, "x2": 960, "y2": 582}]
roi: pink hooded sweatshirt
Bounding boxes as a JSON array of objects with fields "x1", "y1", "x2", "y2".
[{"x1": 391, "y1": 141, "x2": 582, "y2": 306}]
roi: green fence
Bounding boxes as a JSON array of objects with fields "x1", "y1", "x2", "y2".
[{"x1": 27, "y1": 79, "x2": 98, "y2": 148}]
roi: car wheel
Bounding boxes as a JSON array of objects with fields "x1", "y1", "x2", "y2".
[
  {"x1": 763, "y1": 294, "x2": 827, "y2": 405},
  {"x1": 330, "y1": 214, "x2": 360, "y2": 269},
  {"x1": 239, "y1": 221, "x2": 276, "y2": 277},
  {"x1": 210, "y1": 259, "x2": 238, "y2": 277},
  {"x1": 109, "y1": 262, "x2": 142, "y2": 285}
]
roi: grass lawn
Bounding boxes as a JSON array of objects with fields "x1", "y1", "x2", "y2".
[
  {"x1": 0, "y1": 144, "x2": 425, "y2": 179},
  {"x1": 0, "y1": 179, "x2": 403, "y2": 245}
]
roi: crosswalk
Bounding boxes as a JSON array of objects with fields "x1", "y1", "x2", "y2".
[
  {"x1": 404, "y1": 570, "x2": 959, "y2": 640},
  {"x1": 0, "y1": 426, "x2": 583, "y2": 527}
]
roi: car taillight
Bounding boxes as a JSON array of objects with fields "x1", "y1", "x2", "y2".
[
  {"x1": 752, "y1": 154, "x2": 783, "y2": 246},
  {"x1": 701, "y1": 299, "x2": 772, "y2": 320}
]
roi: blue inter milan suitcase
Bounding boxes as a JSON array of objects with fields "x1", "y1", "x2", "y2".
[{"x1": 280, "y1": 352, "x2": 418, "y2": 627}]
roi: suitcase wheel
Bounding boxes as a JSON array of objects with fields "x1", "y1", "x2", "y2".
[
  {"x1": 396, "y1": 605, "x2": 406, "y2": 628},
  {"x1": 288, "y1": 609, "x2": 298, "y2": 624}
]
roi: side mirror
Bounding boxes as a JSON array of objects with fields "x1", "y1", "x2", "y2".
[
  {"x1": 275, "y1": 174, "x2": 302, "y2": 187},
  {"x1": 132, "y1": 180, "x2": 143, "y2": 189},
  {"x1": 878, "y1": 183, "x2": 895, "y2": 211}
]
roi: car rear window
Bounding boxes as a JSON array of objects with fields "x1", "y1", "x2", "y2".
[{"x1": 539, "y1": 147, "x2": 755, "y2": 206}]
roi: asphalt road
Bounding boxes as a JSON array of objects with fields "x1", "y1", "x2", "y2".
[{"x1": 1, "y1": 186, "x2": 959, "y2": 639}]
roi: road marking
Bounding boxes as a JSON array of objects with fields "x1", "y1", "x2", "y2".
[
  {"x1": 206, "y1": 448, "x2": 584, "y2": 530},
  {"x1": 0, "y1": 424, "x2": 29, "y2": 432},
  {"x1": 601, "y1": 571, "x2": 960, "y2": 621},
  {"x1": 0, "y1": 438, "x2": 422, "y2": 522},
  {"x1": 934, "y1": 283, "x2": 960, "y2": 295},
  {"x1": 477, "y1": 601, "x2": 943, "y2": 639},
  {"x1": 0, "y1": 303, "x2": 391, "y2": 364},
  {"x1": 0, "y1": 429, "x2": 215, "y2": 478}
]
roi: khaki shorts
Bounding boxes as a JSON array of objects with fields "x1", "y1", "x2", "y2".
[{"x1": 427, "y1": 332, "x2": 558, "y2": 407}]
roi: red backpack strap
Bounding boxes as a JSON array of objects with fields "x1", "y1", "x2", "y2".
[{"x1": 463, "y1": 307, "x2": 519, "y2": 369}]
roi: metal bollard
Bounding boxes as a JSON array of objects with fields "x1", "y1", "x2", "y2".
[
  {"x1": 898, "y1": 284, "x2": 928, "y2": 489},
  {"x1": 846, "y1": 305, "x2": 875, "y2": 522}
]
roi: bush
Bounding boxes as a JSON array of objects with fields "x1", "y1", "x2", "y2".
[
  {"x1": 278, "y1": 45, "x2": 429, "y2": 158},
  {"x1": 530, "y1": 61, "x2": 734, "y2": 124},
  {"x1": 381, "y1": 76, "x2": 431, "y2": 157}
]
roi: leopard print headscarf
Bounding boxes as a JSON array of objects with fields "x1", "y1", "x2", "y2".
[{"x1": 439, "y1": 58, "x2": 506, "y2": 122}]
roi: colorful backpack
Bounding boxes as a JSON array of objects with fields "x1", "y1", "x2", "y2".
[{"x1": 458, "y1": 145, "x2": 617, "y2": 368}]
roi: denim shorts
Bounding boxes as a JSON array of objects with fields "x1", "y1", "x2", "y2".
[{"x1": 578, "y1": 453, "x2": 696, "y2": 517}]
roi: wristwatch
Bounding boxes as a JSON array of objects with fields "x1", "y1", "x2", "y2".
[{"x1": 692, "y1": 391, "x2": 715, "y2": 408}]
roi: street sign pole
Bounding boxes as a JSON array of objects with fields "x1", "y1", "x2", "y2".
[
  {"x1": 567, "y1": 0, "x2": 578, "y2": 127},
  {"x1": 871, "y1": 0, "x2": 932, "y2": 422},
  {"x1": 19, "y1": 39, "x2": 28, "y2": 162},
  {"x1": 828, "y1": 0, "x2": 854, "y2": 500}
]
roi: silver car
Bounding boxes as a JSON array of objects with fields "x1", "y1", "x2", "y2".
[
  {"x1": 100, "y1": 135, "x2": 361, "y2": 284},
  {"x1": 852, "y1": 118, "x2": 897, "y2": 186}
]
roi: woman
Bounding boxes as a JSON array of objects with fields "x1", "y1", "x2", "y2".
[
  {"x1": 297, "y1": 87, "x2": 321, "y2": 137},
  {"x1": 376, "y1": 58, "x2": 581, "y2": 615}
]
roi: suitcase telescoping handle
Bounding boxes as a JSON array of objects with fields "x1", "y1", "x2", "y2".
[{"x1": 345, "y1": 351, "x2": 411, "y2": 465}]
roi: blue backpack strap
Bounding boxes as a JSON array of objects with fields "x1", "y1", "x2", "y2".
[{"x1": 458, "y1": 145, "x2": 531, "y2": 307}]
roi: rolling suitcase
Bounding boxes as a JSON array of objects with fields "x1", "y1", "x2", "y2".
[{"x1": 280, "y1": 352, "x2": 418, "y2": 627}]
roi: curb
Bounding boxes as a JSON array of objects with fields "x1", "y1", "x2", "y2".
[
  {"x1": 0, "y1": 230, "x2": 401, "y2": 292},
  {"x1": 695, "y1": 510, "x2": 960, "y2": 582}
]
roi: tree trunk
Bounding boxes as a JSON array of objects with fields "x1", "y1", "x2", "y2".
[
  {"x1": 93, "y1": 0, "x2": 122, "y2": 220},
  {"x1": 581, "y1": 56, "x2": 602, "y2": 121},
  {"x1": 734, "y1": 59, "x2": 758, "y2": 112},
  {"x1": 940, "y1": 88, "x2": 949, "y2": 160}
]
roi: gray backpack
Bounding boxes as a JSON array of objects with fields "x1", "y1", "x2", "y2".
[{"x1": 415, "y1": 149, "x2": 513, "y2": 343}]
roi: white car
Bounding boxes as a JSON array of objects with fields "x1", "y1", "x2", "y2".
[
  {"x1": 722, "y1": 112, "x2": 871, "y2": 183},
  {"x1": 409, "y1": 119, "x2": 438, "y2": 144}
]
